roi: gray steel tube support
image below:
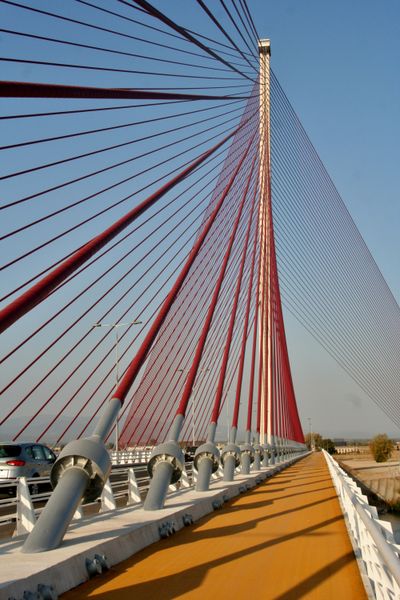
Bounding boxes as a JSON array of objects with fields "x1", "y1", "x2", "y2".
[
  {"x1": 92, "y1": 397, "x2": 122, "y2": 440},
  {"x1": 253, "y1": 453, "x2": 261, "y2": 470},
  {"x1": 144, "y1": 461, "x2": 174, "y2": 510},
  {"x1": 223, "y1": 454, "x2": 236, "y2": 481},
  {"x1": 144, "y1": 414, "x2": 185, "y2": 511},
  {"x1": 241, "y1": 452, "x2": 251, "y2": 474},
  {"x1": 270, "y1": 436, "x2": 276, "y2": 465},
  {"x1": 22, "y1": 467, "x2": 90, "y2": 553},
  {"x1": 168, "y1": 413, "x2": 185, "y2": 442},
  {"x1": 23, "y1": 398, "x2": 118, "y2": 553},
  {"x1": 229, "y1": 426, "x2": 237, "y2": 444},
  {"x1": 195, "y1": 456, "x2": 214, "y2": 492},
  {"x1": 208, "y1": 422, "x2": 217, "y2": 443}
]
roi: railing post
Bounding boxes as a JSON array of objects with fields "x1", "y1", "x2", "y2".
[
  {"x1": 14, "y1": 477, "x2": 36, "y2": 537},
  {"x1": 127, "y1": 467, "x2": 142, "y2": 505}
]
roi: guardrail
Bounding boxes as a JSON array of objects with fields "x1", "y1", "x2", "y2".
[
  {"x1": 1, "y1": 451, "x2": 306, "y2": 541},
  {"x1": 323, "y1": 449, "x2": 400, "y2": 598},
  {"x1": 0, "y1": 462, "x2": 193, "y2": 535},
  {"x1": 110, "y1": 449, "x2": 153, "y2": 465}
]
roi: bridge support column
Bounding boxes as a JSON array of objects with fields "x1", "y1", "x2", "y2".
[
  {"x1": 223, "y1": 454, "x2": 236, "y2": 481},
  {"x1": 195, "y1": 457, "x2": 214, "y2": 491},
  {"x1": 241, "y1": 453, "x2": 250, "y2": 474},
  {"x1": 22, "y1": 466, "x2": 91, "y2": 553},
  {"x1": 22, "y1": 398, "x2": 119, "y2": 553},
  {"x1": 144, "y1": 439, "x2": 184, "y2": 510},
  {"x1": 253, "y1": 444, "x2": 264, "y2": 470},
  {"x1": 144, "y1": 460, "x2": 175, "y2": 510},
  {"x1": 262, "y1": 444, "x2": 270, "y2": 467},
  {"x1": 221, "y1": 443, "x2": 241, "y2": 481},
  {"x1": 275, "y1": 441, "x2": 282, "y2": 463},
  {"x1": 240, "y1": 443, "x2": 254, "y2": 474},
  {"x1": 194, "y1": 442, "x2": 220, "y2": 492}
]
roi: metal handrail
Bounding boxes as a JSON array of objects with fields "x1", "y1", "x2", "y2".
[
  {"x1": 0, "y1": 462, "x2": 194, "y2": 529},
  {"x1": 324, "y1": 450, "x2": 400, "y2": 593}
]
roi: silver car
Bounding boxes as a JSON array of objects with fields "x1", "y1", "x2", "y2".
[{"x1": 0, "y1": 442, "x2": 57, "y2": 495}]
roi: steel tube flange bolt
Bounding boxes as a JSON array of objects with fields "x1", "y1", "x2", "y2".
[
  {"x1": 253, "y1": 444, "x2": 264, "y2": 470},
  {"x1": 194, "y1": 442, "x2": 220, "y2": 492},
  {"x1": 22, "y1": 437, "x2": 111, "y2": 553},
  {"x1": 240, "y1": 443, "x2": 254, "y2": 474},
  {"x1": 144, "y1": 441, "x2": 184, "y2": 510},
  {"x1": 221, "y1": 443, "x2": 241, "y2": 481}
]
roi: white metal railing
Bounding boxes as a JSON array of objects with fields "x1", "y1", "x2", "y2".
[
  {"x1": 323, "y1": 450, "x2": 400, "y2": 599},
  {"x1": 0, "y1": 463, "x2": 193, "y2": 531},
  {"x1": 110, "y1": 448, "x2": 153, "y2": 465},
  {"x1": 0, "y1": 452, "x2": 305, "y2": 536}
]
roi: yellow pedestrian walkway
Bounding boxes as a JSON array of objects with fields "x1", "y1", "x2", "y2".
[{"x1": 64, "y1": 454, "x2": 366, "y2": 599}]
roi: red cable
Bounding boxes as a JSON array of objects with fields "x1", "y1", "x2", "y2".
[
  {"x1": 0, "y1": 80, "x2": 247, "y2": 101},
  {"x1": 0, "y1": 123, "x2": 245, "y2": 333},
  {"x1": 210, "y1": 156, "x2": 258, "y2": 426}
]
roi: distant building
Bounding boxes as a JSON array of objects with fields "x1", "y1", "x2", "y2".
[{"x1": 332, "y1": 439, "x2": 369, "y2": 454}]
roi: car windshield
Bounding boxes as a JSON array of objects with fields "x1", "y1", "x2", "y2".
[{"x1": 0, "y1": 445, "x2": 21, "y2": 458}]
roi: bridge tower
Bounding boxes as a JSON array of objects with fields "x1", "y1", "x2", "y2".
[{"x1": 258, "y1": 40, "x2": 274, "y2": 461}]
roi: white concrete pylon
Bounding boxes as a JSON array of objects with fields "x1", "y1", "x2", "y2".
[
  {"x1": 127, "y1": 468, "x2": 141, "y2": 505},
  {"x1": 100, "y1": 478, "x2": 117, "y2": 512},
  {"x1": 13, "y1": 477, "x2": 36, "y2": 536}
]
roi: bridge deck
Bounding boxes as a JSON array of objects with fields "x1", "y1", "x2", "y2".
[{"x1": 64, "y1": 454, "x2": 366, "y2": 599}]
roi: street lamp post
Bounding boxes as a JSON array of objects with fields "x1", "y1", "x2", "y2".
[
  {"x1": 93, "y1": 319, "x2": 141, "y2": 452},
  {"x1": 307, "y1": 417, "x2": 313, "y2": 451},
  {"x1": 226, "y1": 391, "x2": 230, "y2": 443}
]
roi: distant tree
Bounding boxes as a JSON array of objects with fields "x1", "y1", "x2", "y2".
[
  {"x1": 370, "y1": 434, "x2": 394, "y2": 463},
  {"x1": 321, "y1": 438, "x2": 336, "y2": 455},
  {"x1": 305, "y1": 432, "x2": 323, "y2": 450}
]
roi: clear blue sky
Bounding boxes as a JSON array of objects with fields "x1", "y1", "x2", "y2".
[{"x1": 250, "y1": 0, "x2": 400, "y2": 438}]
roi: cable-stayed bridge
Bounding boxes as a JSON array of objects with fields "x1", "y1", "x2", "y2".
[{"x1": 1, "y1": 1, "x2": 400, "y2": 598}]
